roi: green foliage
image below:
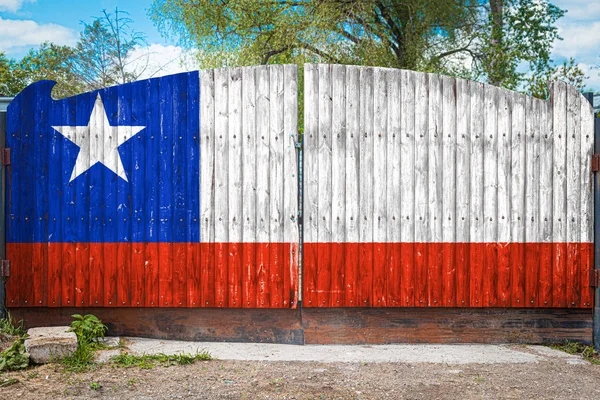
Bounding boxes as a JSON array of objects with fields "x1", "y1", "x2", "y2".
[
  {"x1": 0, "y1": 337, "x2": 29, "y2": 371},
  {"x1": 527, "y1": 57, "x2": 588, "y2": 99},
  {"x1": 0, "y1": 312, "x2": 26, "y2": 338},
  {"x1": 89, "y1": 381, "x2": 102, "y2": 390},
  {"x1": 0, "y1": 377, "x2": 19, "y2": 388},
  {"x1": 69, "y1": 314, "x2": 108, "y2": 345},
  {"x1": 551, "y1": 341, "x2": 600, "y2": 365},
  {"x1": 110, "y1": 351, "x2": 212, "y2": 369}
]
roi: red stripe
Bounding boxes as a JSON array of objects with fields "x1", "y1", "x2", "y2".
[
  {"x1": 7, "y1": 242, "x2": 298, "y2": 309},
  {"x1": 302, "y1": 242, "x2": 593, "y2": 308}
]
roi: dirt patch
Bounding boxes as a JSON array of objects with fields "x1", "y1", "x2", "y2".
[{"x1": 1, "y1": 357, "x2": 599, "y2": 399}]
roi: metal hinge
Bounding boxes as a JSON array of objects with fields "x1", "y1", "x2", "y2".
[
  {"x1": 592, "y1": 153, "x2": 600, "y2": 172},
  {"x1": 0, "y1": 260, "x2": 10, "y2": 277},
  {"x1": 0, "y1": 148, "x2": 10, "y2": 166},
  {"x1": 591, "y1": 269, "x2": 600, "y2": 288}
]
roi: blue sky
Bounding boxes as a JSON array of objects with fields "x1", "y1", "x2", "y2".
[{"x1": 1, "y1": 0, "x2": 599, "y2": 89}]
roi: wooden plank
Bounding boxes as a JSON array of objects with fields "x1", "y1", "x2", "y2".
[
  {"x1": 441, "y1": 75, "x2": 456, "y2": 307},
  {"x1": 427, "y1": 73, "x2": 442, "y2": 307},
  {"x1": 48, "y1": 95, "x2": 63, "y2": 306},
  {"x1": 565, "y1": 85, "x2": 581, "y2": 308},
  {"x1": 497, "y1": 89, "x2": 511, "y2": 306},
  {"x1": 228, "y1": 67, "x2": 243, "y2": 308},
  {"x1": 483, "y1": 84, "x2": 498, "y2": 307},
  {"x1": 303, "y1": 64, "x2": 319, "y2": 306},
  {"x1": 331, "y1": 64, "x2": 346, "y2": 307},
  {"x1": 455, "y1": 78, "x2": 470, "y2": 307},
  {"x1": 580, "y1": 94, "x2": 595, "y2": 307},
  {"x1": 373, "y1": 67, "x2": 388, "y2": 307},
  {"x1": 525, "y1": 96, "x2": 540, "y2": 307},
  {"x1": 344, "y1": 66, "x2": 360, "y2": 307},
  {"x1": 158, "y1": 75, "x2": 174, "y2": 307},
  {"x1": 317, "y1": 64, "x2": 332, "y2": 308},
  {"x1": 214, "y1": 68, "x2": 229, "y2": 307},
  {"x1": 200, "y1": 69, "x2": 216, "y2": 307},
  {"x1": 469, "y1": 81, "x2": 484, "y2": 307},
  {"x1": 269, "y1": 64, "x2": 285, "y2": 307},
  {"x1": 552, "y1": 82, "x2": 567, "y2": 307},
  {"x1": 62, "y1": 95, "x2": 76, "y2": 307},
  {"x1": 386, "y1": 69, "x2": 401, "y2": 306},
  {"x1": 33, "y1": 87, "x2": 48, "y2": 306},
  {"x1": 358, "y1": 67, "x2": 374, "y2": 306},
  {"x1": 283, "y1": 64, "x2": 299, "y2": 307},
  {"x1": 255, "y1": 65, "x2": 271, "y2": 307},
  {"x1": 241, "y1": 67, "x2": 257, "y2": 308},
  {"x1": 510, "y1": 92, "x2": 526, "y2": 307},
  {"x1": 539, "y1": 97, "x2": 553, "y2": 307},
  {"x1": 400, "y1": 70, "x2": 415, "y2": 307}
]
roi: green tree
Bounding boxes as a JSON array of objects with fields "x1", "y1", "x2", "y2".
[
  {"x1": 0, "y1": 52, "x2": 26, "y2": 96},
  {"x1": 148, "y1": 0, "x2": 478, "y2": 72}
]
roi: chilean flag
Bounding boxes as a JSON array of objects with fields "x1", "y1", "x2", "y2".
[{"x1": 6, "y1": 68, "x2": 299, "y2": 309}]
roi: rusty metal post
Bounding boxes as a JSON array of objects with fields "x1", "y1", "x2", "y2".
[{"x1": 584, "y1": 92, "x2": 600, "y2": 351}]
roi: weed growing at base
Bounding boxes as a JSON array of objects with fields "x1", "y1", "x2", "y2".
[
  {"x1": 551, "y1": 341, "x2": 600, "y2": 365},
  {"x1": 0, "y1": 313, "x2": 29, "y2": 372},
  {"x1": 60, "y1": 314, "x2": 108, "y2": 372},
  {"x1": 110, "y1": 351, "x2": 212, "y2": 369}
]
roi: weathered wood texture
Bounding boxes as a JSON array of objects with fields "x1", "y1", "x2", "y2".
[
  {"x1": 303, "y1": 64, "x2": 595, "y2": 309},
  {"x1": 6, "y1": 66, "x2": 299, "y2": 309},
  {"x1": 8, "y1": 307, "x2": 591, "y2": 345}
]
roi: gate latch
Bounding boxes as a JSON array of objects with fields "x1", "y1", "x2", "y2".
[
  {"x1": 592, "y1": 153, "x2": 600, "y2": 172},
  {"x1": 0, "y1": 260, "x2": 10, "y2": 277},
  {"x1": 591, "y1": 269, "x2": 600, "y2": 288},
  {"x1": 0, "y1": 148, "x2": 10, "y2": 166}
]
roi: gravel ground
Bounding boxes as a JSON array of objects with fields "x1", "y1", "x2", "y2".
[{"x1": 1, "y1": 345, "x2": 600, "y2": 399}]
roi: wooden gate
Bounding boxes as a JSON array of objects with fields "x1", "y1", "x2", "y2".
[
  {"x1": 5, "y1": 65, "x2": 299, "y2": 309},
  {"x1": 303, "y1": 64, "x2": 595, "y2": 309}
]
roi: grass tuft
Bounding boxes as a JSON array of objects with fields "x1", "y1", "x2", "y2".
[
  {"x1": 550, "y1": 341, "x2": 600, "y2": 365},
  {"x1": 110, "y1": 351, "x2": 212, "y2": 369}
]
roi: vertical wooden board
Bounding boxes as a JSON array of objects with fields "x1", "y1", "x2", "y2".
[
  {"x1": 539, "y1": 98, "x2": 553, "y2": 306},
  {"x1": 269, "y1": 64, "x2": 285, "y2": 307},
  {"x1": 552, "y1": 82, "x2": 568, "y2": 307},
  {"x1": 580, "y1": 95, "x2": 594, "y2": 307},
  {"x1": 386, "y1": 69, "x2": 401, "y2": 306},
  {"x1": 455, "y1": 78, "x2": 470, "y2": 307},
  {"x1": 510, "y1": 92, "x2": 526, "y2": 307},
  {"x1": 158, "y1": 75, "x2": 174, "y2": 307},
  {"x1": 101, "y1": 88, "x2": 117, "y2": 307},
  {"x1": 228, "y1": 67, "x2": 243, "y2": 307},
  {"x1": 255, "y1": 65, "x2": 271, "y2": 307},
  {"x1": 200, "y1": 69, "x2": 216, "y2": 307},
  {"x1": 33, "y1": 89, "x2": 49, "y2": 306},
  {"x1": 358, "y1": 67, "x2": 374, "y2": 306},
  {"x1": 61, "y1": 96, "x2": 76, "y2": 307},
  {"x1": 145, "y1": 77, "x2": 160, "y2": 307},
  {"x1": 469, "y1": 81, "x2": 484, "y2": 307},
  {"x1": 331, "y1": 64, "x2": 346, "y2": 307},
  {"x1": 441, "y1": 75, "x2": 456, "y2": 307},
  {"x1": 172, "y1": 74, "x2": 189, "y2": 307},
  {"x1": 283, "y1": 64, "x2": 299, "y2": 307},
  {"x1": 565, "y1": 86, "x2": 581, "y2": 307},
  {"x1": 427, "y1": 73, "x2": 442, "y2": 307},
  {"x1": 496, "y1": 89, "x2": 511, "y2": 306},
  {"x1": 344, "y1": 66, "x2": 360, "y2": 306},
  {"x1": 214, "y1": 68, "x2": 229, "y2": 308},
  {"x1": 525, "y1": 96, "x2": 540, "y2": 307},
  {"x1": 483, "y1": 84, "x2": 498, "y2": 307},
  {"x1": 400, "y1": 70, "x2": 415, "y2": 306},
  {"x1": 317, "y1": 64, "x2": 332, "y2": 308},
  {"x1": 303, "y1": 64, "x2": 318, "y2": 306},
  {"x1": 242, "y1": 67, "x2": 257, "y2": 307},
  {"x1": 186, "y1": 71, "x2": 201, "y2": 307},
  {"x1": 48, "y1": 97, "x2": 63, "y2": 306},
  {"x1": 373, "y1": 67, "x2": 388, "y2": 307},
  {"x1": 414, "y1": 71, "x2": 429, "y2": 307}
]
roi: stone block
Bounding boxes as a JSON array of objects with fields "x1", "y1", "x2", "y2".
[{"x1": 24, "y1": 326, "x2": 78, "y2": 364}]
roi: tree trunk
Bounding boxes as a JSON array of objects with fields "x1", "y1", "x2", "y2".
[{"x1": 488, "y1": 0, "x2": 504, "y2": 86}]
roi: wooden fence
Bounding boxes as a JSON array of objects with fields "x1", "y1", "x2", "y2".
[{"x1": 303, "y1": 64, "x2": 595, "y2": 309}]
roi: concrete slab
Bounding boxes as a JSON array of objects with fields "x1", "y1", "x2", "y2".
[
  {"x1": 24, "y1": 326, "x2": 77, "y2": 364},
  {"x1": 124, "y1": 337, "x2": 543, "y2": 364}
]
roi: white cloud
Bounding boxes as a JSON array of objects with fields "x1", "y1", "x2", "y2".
[
  {"x1": 126, "y1": 44, "x2": 199, "y2": 79},
  {"x1": 553, "y1": 0, "x2": 600, "y2": 22},
  {"x1": 0, "y1": 17, "x2": 76, "y2": 54},
  {"x1": 552, "y1": 21, "x2": 600, "y2": 60},
  {"x1": 0, "y1": 0, "x2": 34, "y2": 13}
]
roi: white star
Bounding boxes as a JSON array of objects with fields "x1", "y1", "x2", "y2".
[{"x1": 52, "y1": 94, "x2": 145, "y2": 182}]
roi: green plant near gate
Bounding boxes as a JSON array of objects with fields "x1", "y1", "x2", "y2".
[
  {"x1": 60, "y1": 314, "x2": 108, "y2": 372},
  {"x1": 110, "y1": 351, "x2": 212, "y2": 369},
  {"x1": 0, "y1": 337, "x2": 29, "y2": 371},
  {"x1": 551, "y1": 341, "x2": 600, "y2": 365}
]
